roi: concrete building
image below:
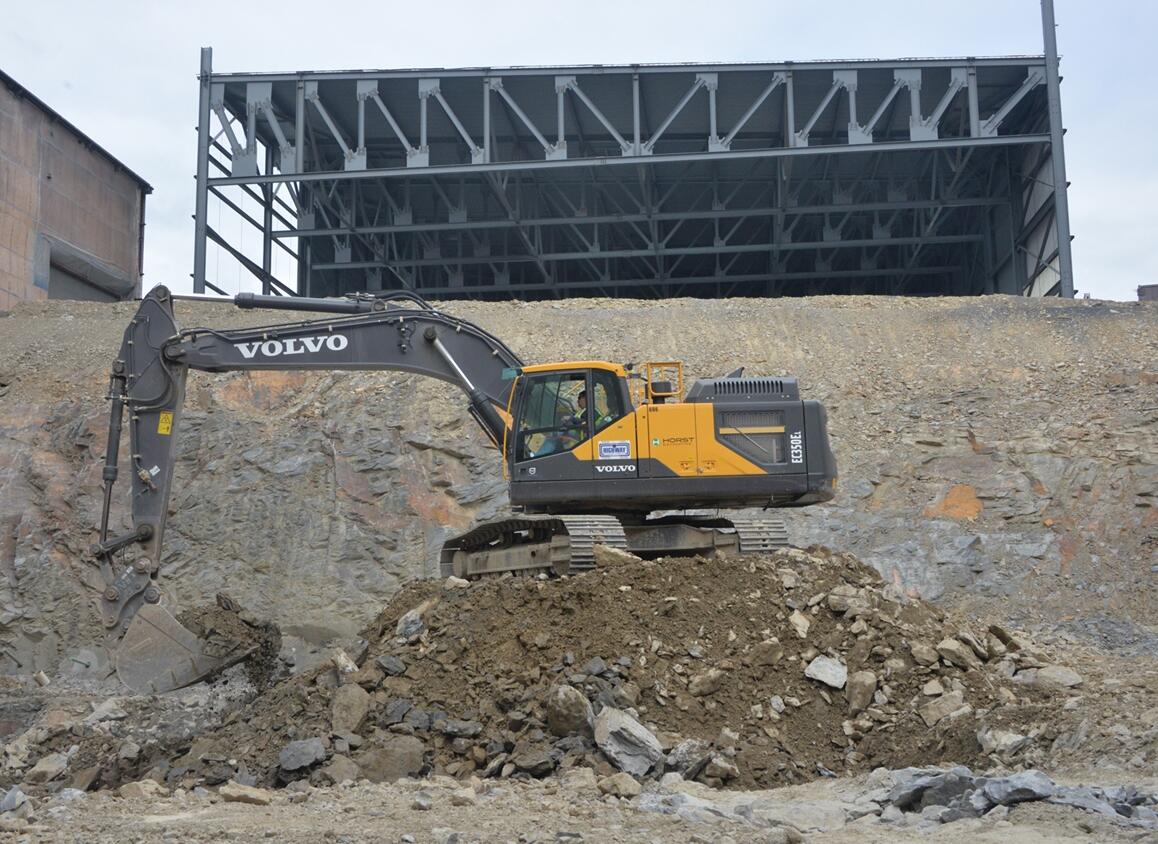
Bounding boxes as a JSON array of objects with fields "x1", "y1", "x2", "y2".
[
  {"x1": 1139, "y1": 285, "x2": 1158, "y2": 302},
  {"x1": 0, "y1": 70, "x2": 151, "y2": 308}
]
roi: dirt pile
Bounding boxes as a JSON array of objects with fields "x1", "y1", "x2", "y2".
[{"x1": 15, "y1": 545, "x2": 1082, "y2": 795}]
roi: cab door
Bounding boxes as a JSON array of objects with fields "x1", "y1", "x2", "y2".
[
  {"x1": 586, "y1": 369, "x2": 637, "y2": 480},
  {"x1": 509, "y1": 370, "x2": 593, "y2": 482}
]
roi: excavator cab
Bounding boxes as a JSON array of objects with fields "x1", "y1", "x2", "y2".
[{"x1": 504, "y1": 359, "x2": 836, "y2": 516}]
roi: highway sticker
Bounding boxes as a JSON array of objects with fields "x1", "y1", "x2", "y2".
[
  {"x1": 598, "y1": 440, "x2": 632, "y2": 460},
  {"x1": 157, "y1": 411, "x2": 173, "y2": 436}
]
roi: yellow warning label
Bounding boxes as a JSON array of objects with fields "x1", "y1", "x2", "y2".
[{"x1": 157, "y1": 411, "x2": 173, "y2": 436}]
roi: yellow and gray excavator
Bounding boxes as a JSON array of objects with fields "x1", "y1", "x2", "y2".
[{"x1": 93, "y1": 286, "x2": 836, "y2": 693}]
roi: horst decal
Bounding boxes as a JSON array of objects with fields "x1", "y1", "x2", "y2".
[{"x1": 598, "y1": 441, "x2": 632, "y2": 460}]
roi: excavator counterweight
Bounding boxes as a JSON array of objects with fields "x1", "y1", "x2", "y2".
[{"x1": 94, "y1": 286, "x2": 836, "y2": 692}]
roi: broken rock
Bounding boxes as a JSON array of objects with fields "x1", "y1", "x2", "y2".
[
  {"x1": 788, "y1": 610, "x2": 811, "y2": 639},
  {"x1": 983, "y1": 770, "x2": 1055, "y2": 804},
  {"x1": 23, "y1": 752, "x2": 68, "y2": 784},
  {"x1": 910, "y1": 642, "x2": 939, "y2": 666},
  {"x1": 936, "y1": 638, "x2": 981, "y2": 671},
  {"x1": 1029, "y1": 664, "x2": 1083, "y2": 690},
  {"x1": 666, "y1": 739, "x2": 712, "y2": 779},
  {"x1": 355, "y1": 735, "x2": 425, "y2": 783},
  {"x1": 918, "y1": 690, "x2": 966, "y2": 727},
  {"x1": 598, "y1": 772, "x2": 642, "y2": 798},
  {"x1": 592, "y1": 545, "x2": 642, "y2": 568},
  {"x1": 331, "y1": 683, "x2": 371, "y2": 734},
  {"x1": 977, "y1": 725, "x2": 1030, "y2": 756},
  {"x1": 804, "y1": 655, "x2": 847, "y2": 689},
  {"x1": 545, "y1": 685, "x2": 593, "y2": 737},
  {"x1": 118, "y1": 780, "x2": 168, "y2": 800},
  {"x1": 688, "y1": 668, "x2": 725, "y2": 697},
  {"x1": 279, "y1": 738, "x2": 328, "y2": 771},
  {"x1": 593, "y1": 707, "x2": 664, "y2": 777},
  {"x1": 846, "y1": 670, "x2": 876, "y2": 713},
  {"x1": 219, "y1": 782, "x2": 273, "y2": 805}
]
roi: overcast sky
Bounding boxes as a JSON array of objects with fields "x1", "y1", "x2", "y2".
[{"x1": 3, "y1": 0, "x2": 1154, "y2": 301}]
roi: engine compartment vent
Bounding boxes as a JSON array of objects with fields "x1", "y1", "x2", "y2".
[{"x1": 685, "y1": 376, "x2": 800, "y2": 402}]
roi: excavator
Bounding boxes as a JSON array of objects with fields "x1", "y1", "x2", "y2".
[{"x1": 92, "y1": 285, "x2": 836, "y2": 694}]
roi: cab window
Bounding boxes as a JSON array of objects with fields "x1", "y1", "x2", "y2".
[
  {"x1": 590, "y1": 370, "x2": 626, "y2": 433},
  {"x1": 516, "y1": 372, "x2": 588, "y2": 461}
]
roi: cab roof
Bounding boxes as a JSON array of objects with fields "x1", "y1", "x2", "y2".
[{"x1": 519, "y1": 361, "x2": 628, "y2": 377}]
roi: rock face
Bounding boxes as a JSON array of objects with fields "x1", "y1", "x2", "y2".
[
  {"x1": 0, "y1": 296, "x2": 1154, "y2": 674},
  {"x1": 593, "y1": 708, "x2": 664, "y2": 777}
]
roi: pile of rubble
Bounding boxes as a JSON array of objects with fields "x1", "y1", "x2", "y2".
[{"x1": 0, "y1": 546, "x2": 1088, "y2": 801}]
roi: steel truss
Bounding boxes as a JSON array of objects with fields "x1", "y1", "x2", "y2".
[{"x1": 193, "y1": 51, "x2": 1069, "y2": 299}]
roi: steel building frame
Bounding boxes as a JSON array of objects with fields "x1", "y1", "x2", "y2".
[{"x1": 193, "y1": 50, "x2": 1071, "y2": 299}]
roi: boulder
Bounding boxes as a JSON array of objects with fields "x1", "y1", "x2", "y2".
[
  {"x1": 936, "y1": 638, "x2": 981, "y2": 671},
  {"x1": 118, "y1": 780, "x2": 169, "y2": 800},
  {"x1": 355, "y1": 735, "x2": 426, "y2": 783},
  {"x1": 788, "y1": 610, "x2": 811, "y2": 639},
  {"x1": 439, "y1": 719, "x2": 484, "y2": 738},
  {"x1": 594, "y1": 707, "x2": 664, "y2": 776},
  {"x1": 23, "y1": 752, "x2": 68, "y2": 784},
  {"x1": 666, "y1": 739, "x2": 712, "y2": 779},
  {"x1": 0, "y1": 787, "x2": 27, "y2": 814},
  {"x1": 545, "y1": 685, "x2": 593, "y2": 737},
  {"x1": 703, "y1": 755, "x2": 740, "y2": 782},
  {"x1": 977, "y1": 725, "x2": 1030, "y2": 756},
  {"x1": 512, "y1": 747, "x2": 555, "y2": 777},
  {"x1": 846, "y1": 670, "x2": 876, "y2": 713},
  {"x1": 592, "y1": 545, "x2": 641, "y2": 568},
  {"x1": 318, "y1": 754, "x2": 361, "y2": 785},
  {"x1": 376, "y1": 655, "x2": 407, "y2": 676},
  {"x1": 598, "y1": 772, "x2": 642, "y2": 797},
  {"x1": 750, "y1": 640, "x2": 784, "y2": 666},
  {"x1": 1030, "y1": 665, "x2": 1083, "y2": 690},
  {"x1": 331, "y1": 683, "x2": 371, "y2": 734},
  {"x1": 219, "y1": 782, "x2": 273, "y2": 805},
  {"x1": 279, "y1": 738, "x2": 328, "y2": 771},
  {"x1": 918, "y1": 690, "x2": 965, "y2": 727},
  {"x1": 910, "y1": 642, "x2": 939, "y2": 666},
  {"x1": 688, "y1": 668, "x2": 725, "y2": 697},
  {"x1": 804, "y1": 655, "x2": 847, "y2": 689},
  {"x1": 983, "y1": 770, "x2": 1055, "y2": 805}
]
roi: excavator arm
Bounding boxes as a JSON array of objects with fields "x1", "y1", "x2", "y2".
[{"x1": 93, "y1": 285, "x2": 523, "y2": 691}]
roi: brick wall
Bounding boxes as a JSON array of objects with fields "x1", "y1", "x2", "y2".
[{"x1": 0, "y1": 81, "x2": 145, "y2": 308}]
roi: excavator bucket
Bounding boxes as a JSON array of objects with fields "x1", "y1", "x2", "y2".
[{"x1": 116, "y1": 603, "x2": 254, "y2": 694}]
